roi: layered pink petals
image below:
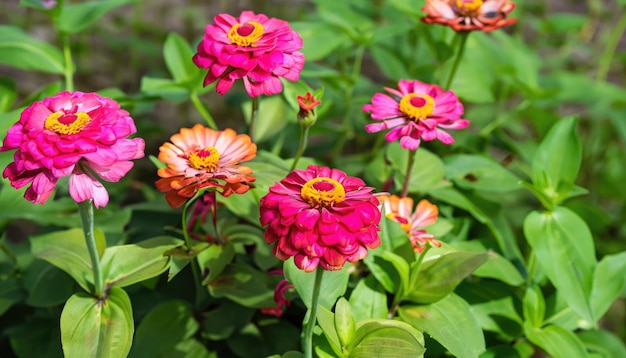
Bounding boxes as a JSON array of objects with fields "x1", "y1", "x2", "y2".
[
  {"x1": 0, "y1": 91, "x2": 145, "y2": 208},
  {"x1": 363, "y1": 79, "x2": 469, "y2": 150},
  {"x1": 193, "y1": 11, "x2": 304, "y2": 97},
  {"x1": 260, "y1": 165, "x2": 381, "y2": 272},
  {"x1": 422, "y1": 0, "x2": 517, "y2": 32},
  {"x1": 155, "y1": 125, "x2": 257, "y2": 208}
]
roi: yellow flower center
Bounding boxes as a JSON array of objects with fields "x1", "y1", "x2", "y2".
[
  {"x1": 456, "y1": 0, "x2": 483, "y2": 14},
  {"x1": 399, "y1": 93, "x2": 435, "y2": 121},
  {"x1": 44, "y1": 111, "x2": 91, "y2": 135},
  {"x1": 300, "y1": 177, "x2": 346, "y2": 207},
  {"x1": 189, "y1": 146, "x2": 220, "y2": 171},
  {"x1": 228, "y1": 21, "x2": 264, "y2": 47}
]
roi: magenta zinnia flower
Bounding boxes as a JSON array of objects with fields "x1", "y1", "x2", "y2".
[
  {"x1": 0, "y1": 91, "x2": 145, "y2": 208},
  {"x1": 363, "y1": 79, "x2": 469, "y2": 150},
  {"x1": 260, "y1": 165, "x2": 381, "y2": 272},
  {"x1": 193, "y1": 10, "x2": 305, "y2": 97}
]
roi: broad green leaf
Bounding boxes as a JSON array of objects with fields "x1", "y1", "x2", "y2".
[
  {"x1": 317, "y1": 306, "x2": 343, "y2": 357},
  {"x1": 523, "y1": 285, "x2": 545, "y2": 328},
  {"x1": 348, "y1": 319, "x2": 425, "y2": 357},
  {"x1": 284, "y1": 257, "x2": 349, "y2": 309},
  {"x1": 531, "y1": 116, "x2": 582, "y2": 205},
  {"x1": 9, "y1": 318, "x2": 63, "y2": 358},
  {"x1": 386, "y1": 142, "x2": 447, "y2": 194},
  {"x1": 23, "y1": 259, "x2": 74, "y2": 307},
  {"x1": 61, "y1": 287, "x2": 134, "y2": 358},
  {"x1": 202, "y1": 300, "x2": 255, "y2": 340},
  {"x1": 208, "y1": 263, "x2": 274, "y2": 308},
  {"x1": 405, "y1": 251, "x2": 488, "y2": 304},
  {"x1": 334, "y1": 298, "x2": 356, "y2": 348},
  {"x1": 101, "y1": 236, "x2": 181, "y2": 288},
  {"x1": 242, "y1": 95, "x2": 295, "y2": 143},
  {"x1": 0, "y1": 276, "x2": 23, "y2": 315},
  {"x1": 590, "y1": 251, "x2": 626, "y2": 320},
  {"x1": 578, "y1": 329, "x2": 626, "y2": 358},
  {"x1": 524, "y1": 323, "x2": 589, "y2": 358},
  {"x1": 523, "y1": 207, "x2": 595, "y2": 323},
  {"x1": 140, "y1": 76, "x2": 190, "y2": 102},
  {"x1": 445, "y1": 154, "x2": 520, "y2": 192},
  {"x1": 197, "y1": 242, "x2": 235, "y2": 284},
  {"x1": 480, "y1": 346, "x2": 522, "y2": 358},
  {"x1": 400, "y1": 294, "x2": 485, "y2": 358},
  {"x1": 290, "y1": 22, "x2": 349, "y2": 61},
  {"x1": 348, "y1": 275, "x2": 388, "y2": 322},
  {"x1": 0, "y1": 77, "x2": 17, "y2": 112},
  {"x1": 0, "y1": 25, "x2": 64, "y2": 74},
  {"x1": 30, "y1": 228, "x2": 105, "y2": 292},
  {"x1": 163, "y1": 32, "x2": 201, "y2": 84},
  {"x1": 363, "y1": 251, "x2": 404, "y2": 294},
  {"x1": 471, "y1": 250, "x2": 525, "y2": 286},
  {"x1": 55, "y1": 0, "x2": 136, "y2": 34},
  {"x1": 129, "y1": 300, "x2": 198, "y2": 358},
  {"x1": 370, "y1": 45, "x2": 411, "y2": 80}
]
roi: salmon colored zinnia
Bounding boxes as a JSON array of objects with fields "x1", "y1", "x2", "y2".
[
  {"x1": 363, "y1": 79, "x2": 469, "y2": 150},
  {"x1": 378, "y1": 194, "x2": 441, "y2": 253},
  {"x1": 422, "y1": 0, "x2": 517, "y2": 32},
  {"x1": 260, "y1": 165, "x2": 381, "y2": 272},
  {"x1": 155, "y1": 125, "x2": 257, "y2": 208},
  {"x1": 193, "y1": 10, "x2": 305, "y2": 97},
  {"x1": 0, "y1": 91, "x2": 145, "y2": 208}
]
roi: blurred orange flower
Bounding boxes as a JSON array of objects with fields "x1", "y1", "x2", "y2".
[
  {"x1": 422, "y1": 0, "x2": 517, "y2": 32},
  {"x1": 155, "y1": 124, "x2": 256, "y2": 208}
]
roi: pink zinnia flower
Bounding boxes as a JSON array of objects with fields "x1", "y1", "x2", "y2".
[
  {"x1": 363, "y1": 79, "x2": 469, "y2": 150},
  {"x1": 422, "y1": 0, "x2": 517, "y2": 32},
  {"x1": 0, "y1": 91, "x2": 145, "y2": 208},
  {"x1": 260, "y1": 269, "x2": 294, "y2": 317},
  {"x1": 378, "y1": 195, "x2": 440, "y2": 253},
  {"x1": 155, "y1": 125, "x2": 257, "y2": 208},
  {"x1": 260, "y1": 165, "x2": 381, "y2": 272},
  {"x1": 192, "y1": 10, "x2": 305, "y2": 97}
]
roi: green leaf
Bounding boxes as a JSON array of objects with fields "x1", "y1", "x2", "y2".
[
  {"x1": 0, "y1": 276, "x2": 23, "y2": 315},
  {"x1": 335, "y1": 297, "x2": 356, "y2": 349},
  {"x1": 242, "y1": 95, "x2": 294, "y2": 143},
  {"x1": 523, "y1": 207, "x2": 596, "y2": 324},
  {"x1": 523, "y1": 285, "x2": 545, "y2": 328},
  {"x1": 578, "y1": 329, "x2": 626, "y2": 358},
  {"x1": 317, "y1": 306, "x2": 343, "y2": 357},
  {"x1": 0, "y1": 76, "x2": 17, "y2": 112},
  {"x1": 101, "y1": 236, "x2": 181, "y2": 288},
  {"x1": 445, "y1": 154, "x2": 520, "y2": 192},
  {"x1": 23, "y1": 259, "x2": 74, "y2": 307},
  {"x1": 202, "y1": 300, "x2": 255, "y2": 340},
  {"x1": 363, "y1": 251, "x2": 405, "y2": 294},
  {"x1": 386, "y1": 142, "x2": 447, "y2": 194},
  {"x1": 30, "y1": 228, "x2": 106, "y2": 292},
  {"x1": 348, "y1": 275, "x2": 388, "y2": 322},
  {"x1": 9, "y1": 318, "x2": 63, "y2": 358},
  {"x1": 399, "y1": 294, "x2": 485, "y2": 358},
  {"x1": 140, "y1": 76, "x2": 190, "y2": 102},
  {"x1": 531, "y1": 116, "x2": 582, "y2": 205},
  {"x1": 348, "y1": 319, "x2": 425, "y2": 357},
  {"x1": 0, "y1": 25, "x2": 64, "y2": 74},
  {"x1": 405, "y1": 251, "x2": 488, "y2": 304},
  {"x1": 60, "y1": 287, "x2": 134, "y2": 358},
  {"x1": 523, "y1": 324, "x2": 589, "y2": 358},
  {"x1": 163, "y1": 32, "x2": 201, "y2": 84},
  {"x1": 472, "y1": 250, "x2": 525, "y2": 286},
  {"x1": 284, "y1": 257, "x2": 349, "y2": 309},
  {"x1": 207, "y1": 263, "x2": 274, "y2": 308},
  {"x1": 590, "y1": 251, "x2": 626, "y2": 320},
  {"x1": 290, "y1": 22, "x2": 348, "y2": 61},
  {"x1": 129, "y1": 300, "x2": 198, "y2": 358},
  {"x1": 197, "y1": 242, "x2": 235, "y2": 284},
  {"x1": 55, "y1": 0, "x2": 136, "y2": 34}
]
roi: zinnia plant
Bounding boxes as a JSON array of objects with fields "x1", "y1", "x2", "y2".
[
  {"x1": 0, "y1": 91, "x2": 145, "y2": 208},
  {"x1": 259, "y1": 165, "x2": 381, "y2": 272},
  {"x1": 363, "y1": 79, "x2": 469, "y2": 151},
  {"x1": 422, "y1": 0, "x2": 517, "y2": 32},
  {"x1": 193, "y1": 10, "x2": 305, "y2": 97},
  {"x1": 155, "y1": 124, "x2": 257, "y2": 208}
]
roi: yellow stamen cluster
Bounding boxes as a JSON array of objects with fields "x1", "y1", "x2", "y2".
[
  {"x1": 399, "y1": 93, "x2": 435, "y2": 121},
  {"x1": 44, "y1": 111, "x2": 91, "y2": 135},
  {"x1": 456, "y1": 0, "x2": 484, "y2": 14},
  {"x1": 301, "y1": 177, "x2": 346, "y2": 207},
  {"x1": 189, "y1": 146, "x2": 220, "y2": 172},
  {"x1": 228, "y1": 21, "x2": 265, "y2": 47}
]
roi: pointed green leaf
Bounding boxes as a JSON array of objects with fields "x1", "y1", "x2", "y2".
[
  {"x1": 445, "y1": 154, "x2": 520, "y2": 192},
  {"x1": 523, "y1": 285, "x2": 545, "y2": 328},
  {"x1": 242, "y1": 95, "x2": 294, "y2": 143},
  {"x1": 101, "y1": 236, "x2": 181, "y2": 288},
  {"x1": 163, "y1": 32, "x2": 202, "y2": 85},
  {"x1": 317, "y1": 306, "x2": 343, "y2": 357},
  {"x1": 208, "y1": 263, "x2": 274, "y2": 308},
  {"x1": 335, "y1": 298, "x2": 356, "y2": 349},
  {"x1": 0, "y1": 25, "x2": 64, "y2": 74},
  {"x1": 0, "y1": 76, "x2": 17, "y2": 112},
  {"x1": 23, "y1": 259, "x2": 74, "y2": 307},
  {"x1": 578, "y1": 329, "x2": 626, "y2": 358},
  {"x1": 348, "y1": 275, "x2": 388, "y2": 322},
  {"x1": 399, "y1": 294, "x2": 485, "y2": 358},
  {"x1": 0, "y1": 276, "x2": 23, "y2": 315},
  {"x1": 55, "y1": 0, "x2": 136, "y2": 34},
  {"x1": 523, "y1": 207, "x2": 595, "y2": 323},
  {"x1": 590, "y1": 251, "x2": 626, "y2": 320},
  {"x1": 348, "y1": 319, "x2": 425, "y2": 357},
  {"x1": 197, "y1": 242, "x2": 235, "y2": 284},
  {"x1": 284, "y1": 257, "x2": 349, "y2": 309},
  {"x1": 60, "y1": 287, "x2": 134, "y2": 358},
  {"x1": 524, "y1": 323, "x2": 589, "y2": 358}
]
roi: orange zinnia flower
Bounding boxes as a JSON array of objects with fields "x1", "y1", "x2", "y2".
[
  {"x1": 378, "y1": 194, "x2": 440, "y2": 253},
  {"x1": 155, "y1": 124, "x2": 256, "y2": 208},
  {"x1": 422, "y1": 0, "x2": 517, "y2": 32}
]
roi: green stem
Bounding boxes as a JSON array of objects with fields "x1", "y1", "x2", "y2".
[
  {"x1": 249, "y1": 96, "x2": 260, "y2": 141},
  {"x1": 290, "y1": 125, "x2": 310, "y2": 171},
  {"x1": 77, "y1": 200, "x2": 104, "y2": 298},
  {"x1": 400, "y1": 149, "x2": 417, "y2": 198},
  {"x1": 0, "y1": 239, "x2": 17, "y2": 265},
  {"x1": 182, "y1": 190, "x2": 210, "y2": 308},
  {"x1": 190, "y1": 92, "x2": 217, "y2": 129},
  {"x1": 304, "y1": 266, "x2": 324, "y2": 358},
  {"x1": 444, "y1": 31, "x2": 470, "y2": 90},
  {"x1": 596, "y1": 12, "x2": 626, "y2": 82},
  {"x1": 62, "y1": 34, "x2": 74, "y2": 92}
]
